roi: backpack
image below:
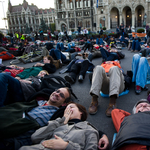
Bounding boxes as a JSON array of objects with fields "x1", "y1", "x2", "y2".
[
  {"x1": 0, "y1": 51, "x2": 15, "y2": 60},
  {"x1": 40, "y1": 75, "x2": 77, "y2": 99}
]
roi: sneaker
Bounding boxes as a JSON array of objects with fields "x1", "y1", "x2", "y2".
[
  {"x1": 135, "y1": 85, "x2": 141, "y2": 94},
  {"x1": 64, "y1": 75, "x2": 75, "y2": 84},
  {"x1": 18, "y1": 58, "x2": 26, "y2": 64},
  {"x1": 26, "y1": 60, "x2": 31, "y2": 63},
  {"x1": 134, "y1": 50, "x2": 139, "y2": 53},
  {"x1": 142, "y1": 85, "x2": 148, "y2": 91},
  {"x1": 89, "y1": 95, "x2": 98, "y2": 115},
  {"x1": 106, "y1": 104, "x2": 116, "y2": 117},
  {"x1": 78, "y1": 75, "x2": 83, "y2": 82}
]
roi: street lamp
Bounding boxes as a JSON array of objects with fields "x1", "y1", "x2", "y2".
[
  {"x1": 103, "y1": 16, "x2": 105, "y2": 27},
  {"x1": 135, "y1": 17, "x2": 136, "y2": 32},
  {"x1": 0, "y1": 1, "x2": 7, "y2": 30},
  {"x1": 144, "y1": 13, "x2": 147, "y2": 27}
]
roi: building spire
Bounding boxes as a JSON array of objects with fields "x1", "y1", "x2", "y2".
[
  {"x1": 8, "y1": 0, "x2": 12, "y2": 11},
  {"x1": 23, "y1": 0, "x2": 28, "y2": 10}
]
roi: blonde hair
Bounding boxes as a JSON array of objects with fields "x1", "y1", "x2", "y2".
[{"x1": 39, "y1": 70, "x2": 49, "y2": 75}]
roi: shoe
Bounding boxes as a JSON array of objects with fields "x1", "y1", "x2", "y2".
[
  {"x1": 131, "y1": 50, "x2": 134, "y2": 52},
  {"x1": 26, "y1": 60, "x2": 31, "y2": 63},
  {"x1": 106, "y1": 104, "x2": 117, "y2": 117},
  {"x1": 102, "y1": 59, "x2": 106, "y2": 63},
  {"x1": 89, "y1": 95, "x2": 98, "y2": 115},
  {"x1": 142, "y1": 85, "x2": 148, "y2": 91},
  {"x1": 134, "y1": 50, "x2": 139, "y2": 53},
  {"x1": 135, "y1": 85, "x2": 141, "y2": 94},
  {"x1": 78, "y1": 75, "x2": 83, "y2": 82},
  {"x1": 18, "y1": 58, "x2": 26, "y2": 64},
  {"x1": 64, "y1": 75, "x2": 75, "y2": 84}
]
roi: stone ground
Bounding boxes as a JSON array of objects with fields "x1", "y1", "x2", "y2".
[{"x1": 2, "y1": 47, "x2": 149, "y2": 149}]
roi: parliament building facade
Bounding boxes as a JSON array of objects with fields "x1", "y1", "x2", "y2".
[{"x1": 7, "y1": 0, "x2": 150, "y2": 33}]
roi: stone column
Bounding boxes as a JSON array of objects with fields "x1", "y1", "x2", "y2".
[
  {"x1": 108, "y1": 13, "x2": 110, "y2": 30},
  {"x1": 119, "y1": 13, "x2": 122, "y2": 25},
  {"x1": 132, "y1": 12, "x2": 135, "y2": 28},
  {"x1": 10, "y1": 17, "x2": 13, "y2": 25},
  {"x1": 54, "y1": 0, "x2": 57, "y2": 9}
]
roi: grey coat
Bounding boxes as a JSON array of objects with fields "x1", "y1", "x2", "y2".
[{"x1": 20, "y1": 117, "x2": 99, "y2": 150}]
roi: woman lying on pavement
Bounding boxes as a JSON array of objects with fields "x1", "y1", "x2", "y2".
[
  {"x1": 20, "y1": 102, "x2": 109, "y2": 150},
  {"x1": 16, "y1": 55, "x2": 56, "y2": 79}
]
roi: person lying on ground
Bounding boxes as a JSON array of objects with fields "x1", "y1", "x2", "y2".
[
  {"x1": 0, "y1": 87, "x2": 71, "y2": 150},
  {"x1": 64, "y1": 52, "x2": 95, "y2": 84},
  {"x1": 16, "y1": 55, "x2": 56, "y2": 79},
  {"x1": 111, "y1": 99, "x2": 150, "y2": 150},
  {"x1": 19, "y1": 102, "x2": 109, "y2": 150},
  {"x1": 132, "y1": 54, "x2": 149, "y2": 94},
  {"x1": 0, "y1": 64, "x2": 24, "y2": 77},
  {"x1": 0, "y1": 70, "x2": 49, "y2": 107},
  {"x1": 89, "y1": 60, "x2": 132, "y2": 117}
]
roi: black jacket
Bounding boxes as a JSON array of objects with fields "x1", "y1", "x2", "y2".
[{"x1": 112, "y1": 112, "x2": 150, "y2": 150}]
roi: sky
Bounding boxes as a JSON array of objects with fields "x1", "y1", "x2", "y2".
[{"x1": 0, "y1": 0, "x2": 54, "y2": 28}]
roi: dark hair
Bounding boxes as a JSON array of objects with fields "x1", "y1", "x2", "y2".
[
  {"x1": 64, "y1": 87, "x2": 71, "y2": 103},
  {"x1": 67, "y1": 102, "x2": 88, "y2": 121},
  {"x1": 44, "y1": 55, "x2": 54, "y2": 64}
]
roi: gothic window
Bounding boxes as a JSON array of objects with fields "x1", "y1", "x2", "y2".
[
  {"x1": 36, "y1": 19, "x2": 39, "y2": 24},
  {"x1": 84, "y1": 0, "x2": 87, "y2": 7},
  {"x1": 29, "y1": 18, "x2": 31, "y2": 24},
  {"x1": 59, "y1": 0, "x2": 62, "y2": 9},
  {"x1": 78, "y1": 21, "x2": 82, "y2": 26},
  {"x1": 50, "y1": 17, "x2": 52, "y2": 22},
  {"x1": 84, "y1": 11, "x2": 89, "y2": 16},
  {"x1": 20, "y1": 18, "x2": 22, "y2": 24},
  {"x1": 69, "y1": 21, "x2": 75, "y2": 28},
  {"x1": 80, "y1": 0, "x2": 82, "y2": 7},
  {"x1": 88, "y1": 0, "x2": 90, "y2": 7},
  {"x1": 23, "y1": 17, "x2": 26, "y2": 24},
  {"x1": 8, "y1": 19, "x2": 11, "y2": 26},
  {"x1": 16, "y1": 18, "x2": 18, "y2": 24}
]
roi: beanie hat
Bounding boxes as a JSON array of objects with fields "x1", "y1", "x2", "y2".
[{"x1": 132, "y1": 99, "x2": 150, "y2": 114}]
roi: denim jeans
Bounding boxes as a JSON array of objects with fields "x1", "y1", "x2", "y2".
[
  {"x1": 100, "y1": 48, "x2": 119, "y2": 61},
  {"x1": 132, "y1": 54, "x2": 150, "y2": 88},
  {"x1": 50, "y1": 49, "x2": 66, "y2": 62},
  {"x1": 0, "y1": 73, "x2": 24, "y2": 107},
  {"x1": 70, "y1": 60, "x2": 89, "y2": 81}
]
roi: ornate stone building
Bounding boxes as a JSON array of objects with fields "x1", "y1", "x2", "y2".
[
  {"x1": 54, "y1": 0, "x2": 150, "y2": 31},
  {"x1": 7, "y1": 0, "x2": 55, "y2": 34},
  {"x1": 7, "y1": 0, "x2": 150, "y2": 33}
]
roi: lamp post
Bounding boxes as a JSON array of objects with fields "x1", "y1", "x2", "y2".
[
  {"x1": 144, "y1": 13, "x2": 147, "y2": 28},
  {"x1": 135, "y1": 17, "x2": 136, "y2": 32},
  {"x1": 0, "y1": 1, "x2": 7, "y2": 30},
  {"x1": 103, "y1": 16, "x2": 105, "y2": 27}
]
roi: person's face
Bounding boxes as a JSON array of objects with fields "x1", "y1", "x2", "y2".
[
  {"x1": 38, "y1": 71, "x2": 47, "y2": 77},
  {"x1": 49, "y1": 88, "x2": 69, "y2": 107},
  {"x1": 136, "y1": 102, "x2": 150, "y2": 113},
  {"x1": 9, "y1": 65, "x2": 16, "y2": 69},
  {"x1": 66, "y1": 103, "x2": 82, "y2": 120},
  {"x1": 43, "y1": 57, "x2": 50, "y2": 64}
]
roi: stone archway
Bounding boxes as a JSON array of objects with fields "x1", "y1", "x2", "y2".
[
  {"x1": 135, "y1": 5, "x2": 145, "y2": 27},
  {"x1": 61, "y1": 23, "x2": 67, "y2": 32},
  {"x1": 122, "y1": 6, "x2": 132, "y2": 27},
  {"x1": 110, "y1": 7, "x2": 119, "y2": 28}
]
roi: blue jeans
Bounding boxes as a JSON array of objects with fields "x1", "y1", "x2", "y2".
[
  {"x1": 50, "y1": 49, "x2": 66, "y2": 62},
  {"x1": 100, "y1": 48, "x2": 119, "y2": 61},
  {"x1": 0, "y1": 73, "x2": 24, "y2": 107},
  {"x1": 132, "y1": 54, "x2": 150, "y2": 88},
  {"x1": 31, "y1": 37, "x2": 35, "y2": 42}
]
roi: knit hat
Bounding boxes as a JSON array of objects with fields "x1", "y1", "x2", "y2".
[{"x1": 132, "y1": 99, "x2": 150, "y2": 114}]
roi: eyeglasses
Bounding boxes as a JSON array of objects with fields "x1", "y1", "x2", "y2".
[{"x1": 55, "y1": 89, "x2": 65, "y2": 99}]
